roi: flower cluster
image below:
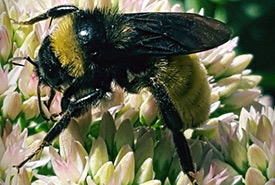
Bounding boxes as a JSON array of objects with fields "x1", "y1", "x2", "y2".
[
  {"x1": 33, "y1": 112, "x2": 168, "y2": 185},
  {"x1": 0, "y1": 0, "x2": 274, "y2": 184},
  {"x1": 196, "y1": 37, "x2": 262, "y2": 116},
  {"x1": 192, "y1": 106, "x2": 275, "y2": 184}
]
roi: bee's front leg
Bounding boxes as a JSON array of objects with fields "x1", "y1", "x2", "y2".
[{"x1": 14, "y1": 89, "x2": 104, "y2": 171}]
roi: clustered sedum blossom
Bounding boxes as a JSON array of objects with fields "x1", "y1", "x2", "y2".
[
  {"x1": 33, "y1": 112, "x2": 166, "y2": 185},
  {"x1": 190, "y1": 105, "x2": 275, "y2": 184},
  {"x1": 0, "y1": 0, "x2": 274, "y2": 184}
]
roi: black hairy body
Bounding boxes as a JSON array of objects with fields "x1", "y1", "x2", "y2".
[{"x1": 12, "y1": 5, "x2": 232, "y2": 183}]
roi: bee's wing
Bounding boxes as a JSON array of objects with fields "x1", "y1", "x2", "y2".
[{"x1": 121, "y1": 12, "x2": 232, "y2": 55}]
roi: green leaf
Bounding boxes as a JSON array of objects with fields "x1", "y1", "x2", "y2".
[{"x1": 114, "y1": 119, "x2": 134, "y2": 153}]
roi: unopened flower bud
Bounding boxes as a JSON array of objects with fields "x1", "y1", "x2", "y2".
[
  {"x1": 245, "y1": 167, "x2": 266, "y2": 185},
  {"x1": 0, "y1": 25, "x2": 11, "y2": 62},
  {"x1": 256, "y1": 115, "x2": 272, "y2": 142},
  {"x1": 89, "y1": 137, "x2": 109, "y2": 176},
  {"x1": 93, "y1": 161, "x2": 114, "y2": 185},
  {"x1": 114, "y1": 145, "x2": 132, "y2": 166},
  {"x1": 248, "y1": 144, "x2": 268, "y2": 172},
  {"x1": 2, "y1": 91, "x2": 21, "y2": 120},
  {"x1": 223, "y1": 89, "x2": 261, "y2": 109},
  {"x1": 21, "y1": 96, "x2": 40, "y2": 120},
  {"x1": 228, "y1": 140, "x2": 248, "y2": 173},
  {"x1": 247, "y1": 117, "x2": 258, "y2": 136},
  {"x1": 115, "y1": 107, "x2": 139, "y2": 127},
  {"x1": 19, "y1": 31, "x2": 40, "y2": 59},
  {"x1": 13, "y1": 23, "x2": 32, "y2": 47},
  {"x1": 238, "y1": 75, "x2": 262, "y2": 89},
  {"x1": 113, "y1": 152, "x2": 135, "y2": 185},
  {"x1": 223, "y1": 54, "x2": 253, "y2": 76},
  {"x1": 208, "y1": 51, "x2": 235, "y2": 77},
  {"x1": 217, "y1": 74, "x2": 241, "y2": 97},
  {"x1": 0, "y1": 11, "x2": 12, "y2": 37},
  {"x1": 139, "y1": 94, "x2": 158, "y2": 126},
  {"x1": 134, "y1": 158, "x2": 154, "y2": 184},
  {"x1": 0, "y1": 65, "x2": 8, "y2": 94}
]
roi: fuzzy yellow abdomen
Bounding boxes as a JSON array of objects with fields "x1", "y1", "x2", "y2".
[{"x1": 156, "y1": 55, "x2": 210, "y2": 130}]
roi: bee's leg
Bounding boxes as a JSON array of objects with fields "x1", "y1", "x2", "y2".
[
  {"x1": 44, "y1": 89, "x2": 103, "y2": 142},
  {"x1": 44, "y1": 88, "x2": 61, "y2": 122},
  {"x1": 8, "y1": 56, "x2": 38, "y2": 67},
  {"x1": 12, "y1": 5, "x2": 79, "y2": 25},
  {"x1": 37, "y1": 80, "x2": 50, "y2": 121},
  {"x1": 46, "y1": 88, "x2": 56, "y2": 108},
  {"x1": 9, "y1": 56, "x2": 52, "y2": 121},
  {"x1": 149, "y1": 79, "x2": 197, "y2": 184},
  {"x1": 14, "y1": 89, "x2": 104, "y2": 170}
]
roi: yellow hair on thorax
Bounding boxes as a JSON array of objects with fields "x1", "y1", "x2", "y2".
[{"x1": 50, "y1": 15, "x2": 84, "y2": 77}]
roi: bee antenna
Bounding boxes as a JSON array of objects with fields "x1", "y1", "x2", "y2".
[{"x1": 9, "y1": 56, "x2": 38, "y2": 68}]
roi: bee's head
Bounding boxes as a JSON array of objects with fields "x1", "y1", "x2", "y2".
[{"x1": 35, "y1": 11, "x2": 101, "y2": 90}]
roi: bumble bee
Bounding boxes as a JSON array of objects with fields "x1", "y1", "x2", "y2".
[{"x1": 12, "y1": 4, "x2": 232, "y2": 183}]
